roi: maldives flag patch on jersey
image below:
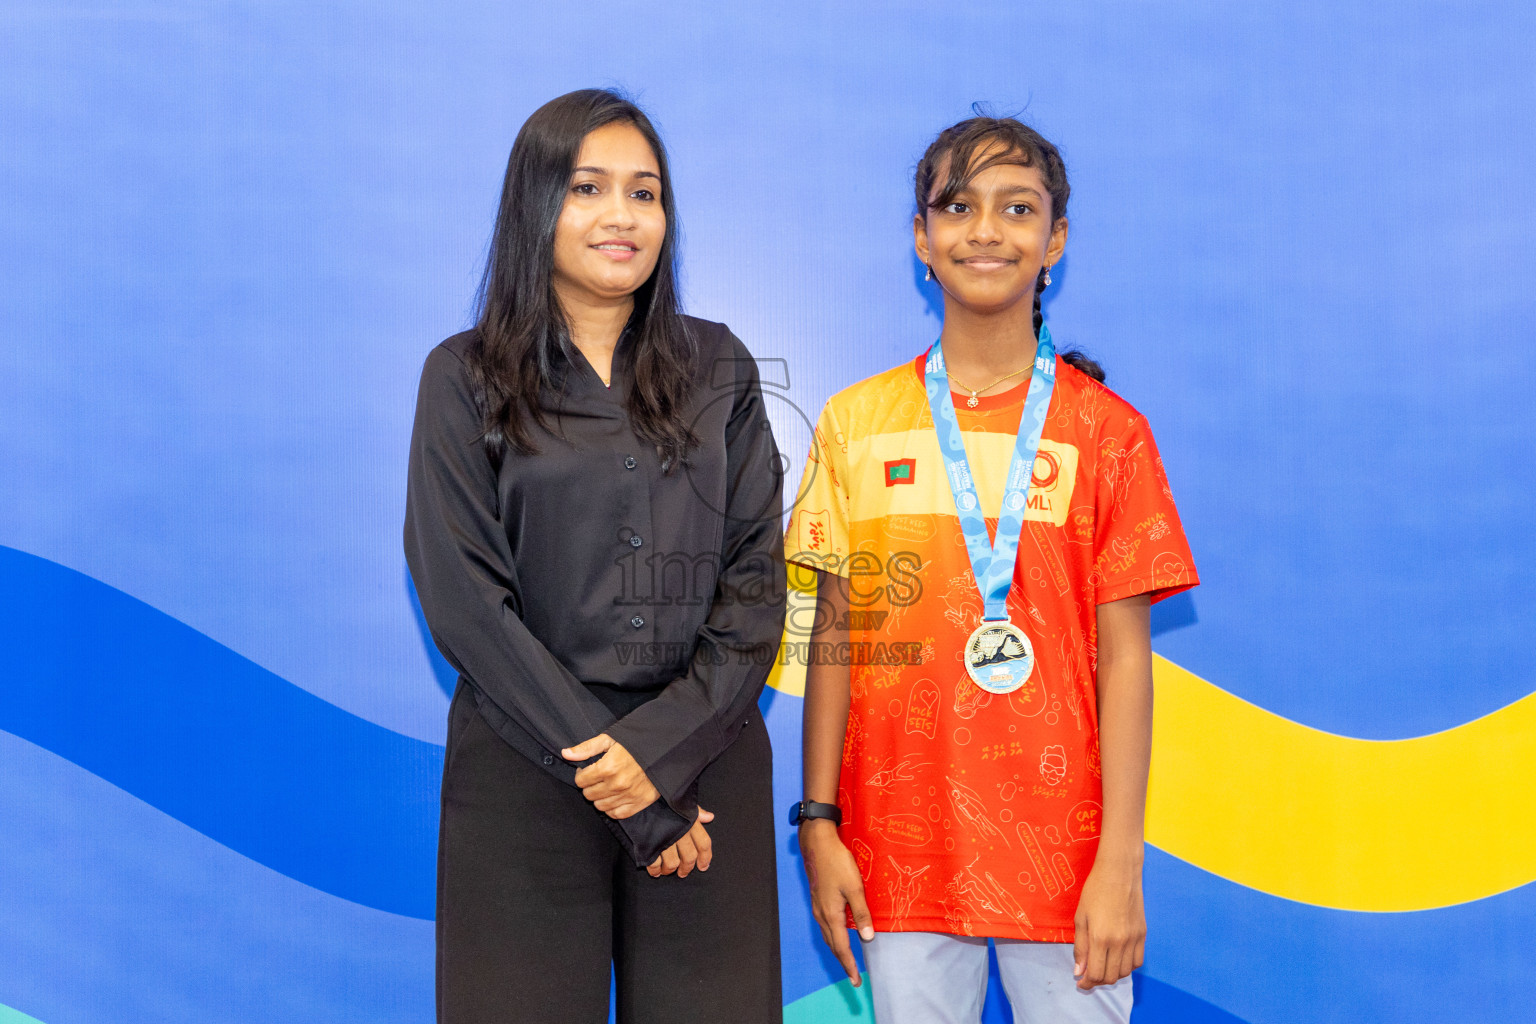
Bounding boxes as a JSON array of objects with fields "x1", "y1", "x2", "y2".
[{"x1": 884, "y1": 458, "x2": 916, "y2": 486}]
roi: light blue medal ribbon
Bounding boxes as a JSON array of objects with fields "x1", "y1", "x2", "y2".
[{"x1": 923, "y1": 324, "x2": 1058, "y2": 693}]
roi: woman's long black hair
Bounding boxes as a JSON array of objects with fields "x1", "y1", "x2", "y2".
[
  {"x1": 915, "y1": 115, "x2": 1106, "y2": 383},
  {"x1": 470, "y1": 88, "x2": 697, "y2": 464}
]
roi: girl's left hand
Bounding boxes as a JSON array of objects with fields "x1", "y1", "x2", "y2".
[
  {"x1": 1072, "y1": 854, "x2": 1146, "y2": 990},
  {"x1": 563, "y1": 733, "x2": 660, "y2": 819}
]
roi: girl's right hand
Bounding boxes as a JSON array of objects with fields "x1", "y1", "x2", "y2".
[
  {"x1": 647, "y1": 806, "x2": 715, "y2": 878},
  {"x1": 799, "y1": 820, "x2": 875, "y2": 986}
]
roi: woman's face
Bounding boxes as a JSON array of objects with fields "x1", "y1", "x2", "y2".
[
  {"x1": 551, "y1": 121, "x2": 667, "y2": 310},
  {"x1": 914, "y1": 150, "x2": 1068, "y2": 317}
]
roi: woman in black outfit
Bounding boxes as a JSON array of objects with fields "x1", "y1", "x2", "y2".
[{"x1": 404, "y1": 89, "x2": 785, "y2": 1023}]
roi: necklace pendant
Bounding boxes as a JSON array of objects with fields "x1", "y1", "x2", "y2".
[{"x1": 967, "y1": 393, "x2": 980, "y2": 408}]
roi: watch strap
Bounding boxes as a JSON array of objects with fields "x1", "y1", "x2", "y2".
[{"x1": 789, "y1": 799, "x2": 843, "y2": 827}]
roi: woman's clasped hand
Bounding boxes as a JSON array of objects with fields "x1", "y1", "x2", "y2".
[
  {"x1": 562, "y1": 733, "x2": 660, "y2": 818},
  {"x1": 562, "y1": 734, "x2": 716, "y2": 879},
  {"x1": 647, "y1": 807, "x2": 714, "y2": 878}
]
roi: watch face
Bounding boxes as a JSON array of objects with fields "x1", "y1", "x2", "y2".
[{"x1": 788, "y1": 801, "x2": 804, "y2": 826}]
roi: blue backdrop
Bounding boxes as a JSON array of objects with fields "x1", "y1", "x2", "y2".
[{"x1": 3, "y1": 2, "x2": 1533, "y2": 1022}]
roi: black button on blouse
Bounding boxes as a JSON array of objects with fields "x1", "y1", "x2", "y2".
[{"x1": 404, "y1": 317, "x2": 786, "y2": 865}]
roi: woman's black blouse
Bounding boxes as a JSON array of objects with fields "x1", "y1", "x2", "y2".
[{"x1": 404, "y1": 317, "x2": 786, "y2": 865}]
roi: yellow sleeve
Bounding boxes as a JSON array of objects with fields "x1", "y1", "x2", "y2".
[{"x1": 785, "y1": 399, "x2": 852, "y2": 578}]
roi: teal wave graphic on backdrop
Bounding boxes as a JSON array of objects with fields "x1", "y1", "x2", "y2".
[{"x1": 0, "y1": 545, "x2": 441, "y2": 919}]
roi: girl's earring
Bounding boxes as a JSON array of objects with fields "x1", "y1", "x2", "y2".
[
  {"x1": 1043, "y1": 265, "x2": 1053, "y2": 287},
  {"x1": 924, "y1": 264, "x2": 933, "y2": 282}
]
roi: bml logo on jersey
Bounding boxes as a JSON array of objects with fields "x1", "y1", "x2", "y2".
[
  {"x1": 1022, "y1": 440, "x2": 1079, "y2": 527},
  {"x1": 885, "y1": 458, "x2": 916, "y2": 486}
]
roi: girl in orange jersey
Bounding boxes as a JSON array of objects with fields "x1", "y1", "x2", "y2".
[{"x1": 787, "y1": 116, "x2": 1198, "y2": 1023}]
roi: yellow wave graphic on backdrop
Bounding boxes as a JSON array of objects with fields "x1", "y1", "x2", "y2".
[
  {"x1": 1147, "y1": 655, "x2": 1536, "y2": 912},
  {"x1": 766, "y1": 584, "x2": 1536, "y2": 912}
]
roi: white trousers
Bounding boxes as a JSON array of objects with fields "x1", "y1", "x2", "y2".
[{"x1": 863, "y1": 932, "x2": 1132, "y2": 1024}]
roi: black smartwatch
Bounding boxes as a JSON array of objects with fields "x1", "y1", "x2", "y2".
[{"x1": 788, "y1": 800, "x2": 843, "y2": 827}]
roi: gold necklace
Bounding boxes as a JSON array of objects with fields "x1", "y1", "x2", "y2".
[{"x1": 945, "y1": 364, "x2": 1032, "y2": 408}]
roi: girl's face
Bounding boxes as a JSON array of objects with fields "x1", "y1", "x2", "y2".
[
  {"x1": 914, "y1": 150, "x2": 1068, "y2": 318},
  {"x1": 551, "y1": 122, "x2": 667, "y2": 309}
]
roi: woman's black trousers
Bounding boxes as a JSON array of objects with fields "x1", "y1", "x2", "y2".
[{"x1": 436, "y1": 683, "x2": 782, "y2": 1023}]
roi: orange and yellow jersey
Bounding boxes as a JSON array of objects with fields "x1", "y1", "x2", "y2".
[{"x1": 787, "y1": 352, "x2": 1198, "y2": 940}]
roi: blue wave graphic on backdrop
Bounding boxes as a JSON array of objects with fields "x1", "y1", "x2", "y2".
[
  {"x1": 1139, "y1": 848, "x2": 1536, "y2": 1023},
  {"x1": 1133, "y1": 977, "x2": 1249, "y2": 1023},
  {"x1": 12, "y1": 543, "x2": 1512, "y2": 1022},
  {"x1": 0, "y1": 545, "x2": 441, "y2": 919},
  {"x1": 0, "y1": 728, "x2": 433, "y2": 1024}
]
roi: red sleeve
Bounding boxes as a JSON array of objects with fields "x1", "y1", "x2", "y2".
[{"x1": 1091, "y1": 412, "x2": 1199, "y2": 605}]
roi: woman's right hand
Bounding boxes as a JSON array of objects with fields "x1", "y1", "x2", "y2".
[
  {"x1": 647, "y1": 806, "x2": 715, "y2": 878},
  {"x1": 799, "y1": 819, "x2": 875, "y2": 986}
]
